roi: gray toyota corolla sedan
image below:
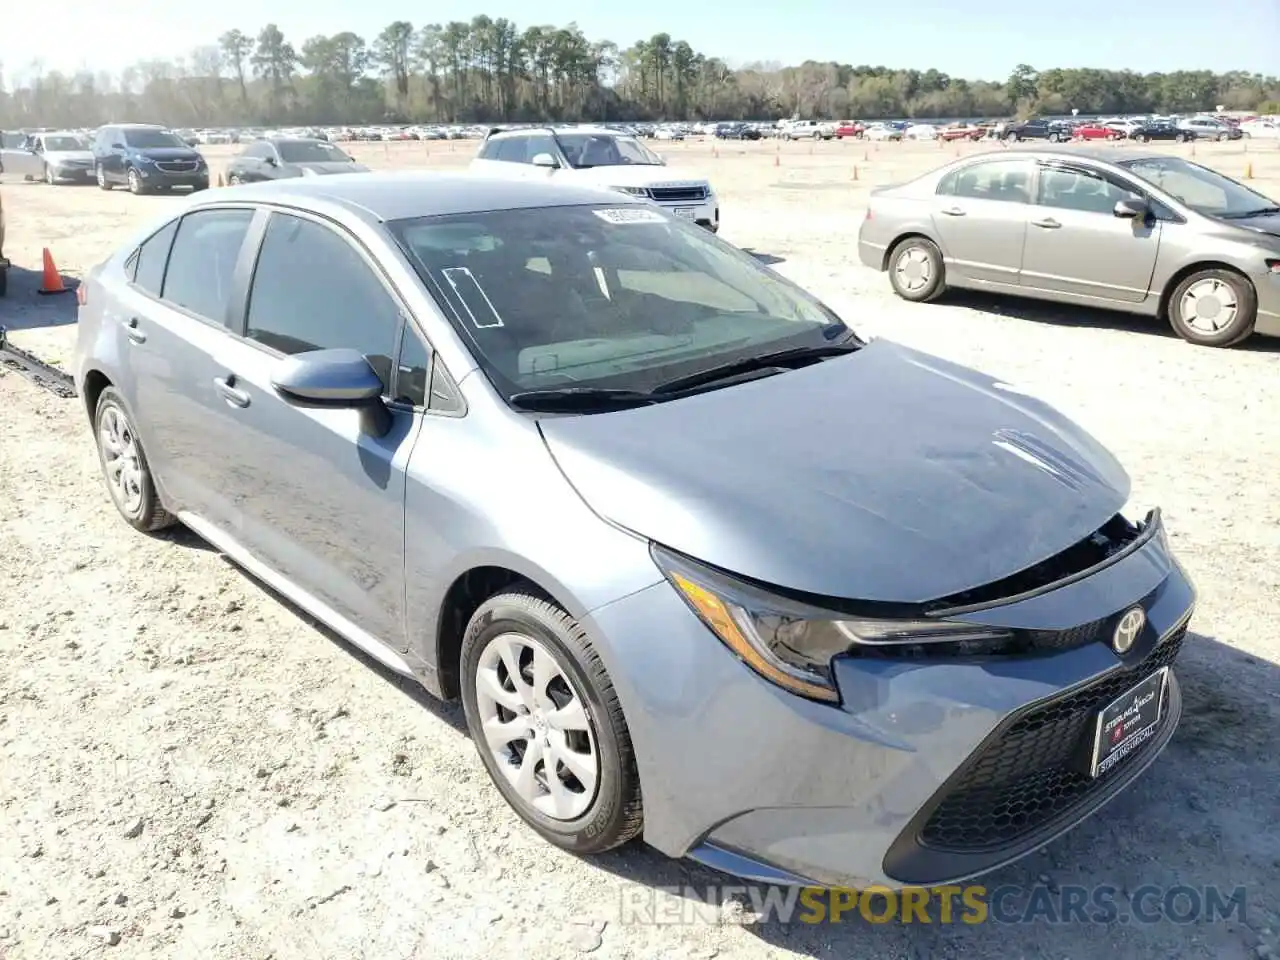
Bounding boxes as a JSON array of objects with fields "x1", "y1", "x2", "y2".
[
  {"x1": 73, "y1": 172, "x2": 1196, "y2": 889},
  {"x1": 858, "y1": 146, "x2": 1280, "y2": 347}
]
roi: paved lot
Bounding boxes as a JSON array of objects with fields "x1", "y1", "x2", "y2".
[{"x1": 1, "y1": 136, "x2": 1278, "y2": 960}]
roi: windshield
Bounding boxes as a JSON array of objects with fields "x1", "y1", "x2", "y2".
[
  {"x1": 44, "y1": 136, "x2": 87, "y2": 151},
  {"x1": 388, "y1": 204, "x2": 846, "y2": 400},
  {"x1": 1120, "y1": 156, "x2": 1277, "y2": 217},
  {"x1": 123, "y1": 129, "x2": 187, "y2": 149},
  {"x1": 555, "y1": 133, "x2": 663, "y2": 168},
  {"x1": 277, "y1": 140, "x2": 351, "y2": 163}
]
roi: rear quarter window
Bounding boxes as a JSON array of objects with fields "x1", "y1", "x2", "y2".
[{"x1": 132, "y1": 219, "x2": 179, "y2": 295}]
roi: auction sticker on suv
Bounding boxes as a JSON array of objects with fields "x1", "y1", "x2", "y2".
[{"x1": 1091, "y1": 666, "x2": 1169, "y2": 777}]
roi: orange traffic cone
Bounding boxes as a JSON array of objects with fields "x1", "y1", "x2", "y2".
[
  {"x1": 217, "y1": 171, "x2": 225, "y2": 187},
  {"x1": 773, "y1": 153, "x2": 780, "y2": 167},
  {"x1": 1245, "y1": 161, "x2": 1253, "y2": 179},
  {"x1": 37, "y1": 248, "x2": 70, "y2": 296},
  {"x1": 852, "y1": 165, "x2": 859, "y2": 181}
]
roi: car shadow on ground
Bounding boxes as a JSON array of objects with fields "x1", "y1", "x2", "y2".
[
  {"x1": 944, "y1": 290, "x2": 1280, "y2": 353},
  {"x1": 0, "y1": 265, "x2": 79, "y2": 331},
  {"x1": 213, "y1": 551, "x2": 468, "y2": 734}
]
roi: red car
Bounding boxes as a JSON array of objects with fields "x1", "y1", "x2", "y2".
[
  {"x1": 834, "y1": 121, "x2": 864, "y2": 139},
  {"x1": 1072, "y1": 122, "x2": 1126, "y2": 141},
  {"x1": 938, "y1": 124, "x2": 985, "y2": 142}
]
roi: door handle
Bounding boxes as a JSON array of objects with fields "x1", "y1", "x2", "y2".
[
  {"x1": 1031, "y1": 217, "x2": 1062, "y2": 229},
  {"x1": 940, "y1": 207, "x2": 966, "y2": 216},
  {"x1": 213, "y1": 375, "x2": 251, "y2": 408},
  {"x1": 124, "y1": 317, "x2": 146, "y2": 344}
]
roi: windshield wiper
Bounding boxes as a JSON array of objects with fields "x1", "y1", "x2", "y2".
[
  {"x1": 649, "y1": 339, "x2": 861, "y2": 396},
  {"x1": 507, "y1": 387, "x2": 657, "y2": 411},
  {"x1": 1219, "y1": 206, "x2": 1280, "y2": 219}
]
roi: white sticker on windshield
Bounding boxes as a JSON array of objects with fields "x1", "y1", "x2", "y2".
[
  {"x1": 441, "y1": 266, "x2": 504, "y2": 329},
  {"x1": 593, "y1": 207, "x2": 667, "y2": 225}
]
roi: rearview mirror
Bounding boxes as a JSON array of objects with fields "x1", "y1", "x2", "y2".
[
  {"x1": 1113, "y1": 197, "x2": 1148, "y2": 219},
  {"x1": 111, "y1": 142, "x2": 125, "y2": 150},
  {"x1": 270, "y1": 348, "x2": 392, "y2": 437},
  {"x1": 531, "y1": 152, "x2": 559, "y2": 168}
]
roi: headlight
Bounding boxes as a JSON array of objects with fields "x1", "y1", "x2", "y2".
[
  {"x1": 134, "y1": 155, "x2": 156, "y2": 165},
  {"x1": 611, "y1": 185, "x2": 649, "y2": 196},
  {"x1": 652, "y1": 545, "x2": 1013, "y2": 704}
]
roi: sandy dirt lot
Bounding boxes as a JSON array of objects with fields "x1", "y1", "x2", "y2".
[{"x1": 1, "y1": 136, "x2": 1279, "y2": 960}]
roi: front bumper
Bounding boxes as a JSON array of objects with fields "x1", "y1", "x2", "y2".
[
  {"x1": 135, "y1": 165, "x2": 209, "y2": 188},
  {"x1": 652, "y1": 197, "x2": 719, "y2": 232},
  {"x1": 51, "y1": 164, "x2": 94, "y2": 182},
  {"x1": 585, "y1": 515, "x2": 1195, "y2": 888}
]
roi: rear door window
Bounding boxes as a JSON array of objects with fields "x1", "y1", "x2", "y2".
[{"x1": 161, "y1": 209, "x2": 255, "y2": 324}]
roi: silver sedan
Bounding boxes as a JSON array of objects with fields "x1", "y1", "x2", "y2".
[{"x1": 857, "y1": 146, "x2": 1280, "y2": 347}]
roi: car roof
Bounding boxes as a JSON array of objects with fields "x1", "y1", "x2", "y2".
[
  {"x1": 489, "y1": 125, "x2": 627, "y2": 140},
  {"x1": 207, "y1": 171, "x2": 637, "y2": 222},
  {"x1": 966, "y1": 145, "x2": 1166, "y2": 165}
]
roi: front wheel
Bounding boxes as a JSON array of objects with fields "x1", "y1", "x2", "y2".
[
  {"x1": 44, "y1": 165, "x2": 56, "y2": 185},
  {"x1": 1168, "y1": 269, "x2": 1256, "y2": 347},
  {"x1": 97, "y1": 164, "x2": 111, "y2": 190},
  {"x1": 460, "y1": 591, "x2": 643, "y2": 854},
  {"x1": 127, "y1": 168, "x2": 145, "y2": 195},
  {"x1": 888, "y1": 236, "x2": 946, "y2": 303},
  {"x1": 1218, "y1": 132, "x2": 1229, "y2": 142}
]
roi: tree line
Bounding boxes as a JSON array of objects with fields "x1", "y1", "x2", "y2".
[{"x1": 1, "y1": 19, "x2": 1277, "y2": 129}]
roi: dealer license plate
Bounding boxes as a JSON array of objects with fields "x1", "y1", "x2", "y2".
[
  {"x1": 1090, "y1": 666, "x2": 1168, "y2": 778},
  {"x1": 673, "y1": 207, "x2": 696, "y2": 219}
]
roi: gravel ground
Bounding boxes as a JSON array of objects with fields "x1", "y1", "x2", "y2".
[{"x1": 1, "y1": 137, "x2": 1278, "y2": 960}]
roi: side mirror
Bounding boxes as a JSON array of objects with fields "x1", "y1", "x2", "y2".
[
  {"x1": 1113, "y1": 197, "x2": 1149, "y2": 220},
  {"x1": 270, "y1": 348, "x2": 392, "y2": 437},
  {"x1": 530, "y1": 152, "x2": 559, "y2": 169},
  {"x1": 263, "y1": 156, "x2": 277, "y2": 166}
]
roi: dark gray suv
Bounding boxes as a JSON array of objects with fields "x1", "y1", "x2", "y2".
[{"x1": 92, "y1": 123, "x2": 209, "y2": 195}]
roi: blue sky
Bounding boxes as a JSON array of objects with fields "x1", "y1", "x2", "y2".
[{"x1": 4, "y1": 0, "x2": 1277, "y2": 82}]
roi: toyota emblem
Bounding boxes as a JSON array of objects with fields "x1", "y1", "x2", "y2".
[{"x1": 1112, "y1": 607, "x2": 1146, "y2": 654}]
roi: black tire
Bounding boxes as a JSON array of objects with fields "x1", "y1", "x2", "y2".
[
  {"x1": 96, "y1": 164, "x2": 111, "y2": 190},
  {"x1": 887, "y1": 236, "x2": 946, "y2": 303},
  {"x1": 44, "y1": 164, "x2": 56, "y2": 185},
  {"x1": 0, "y1": 266, "x2": 8, "y2": 297},
  {"x1": 1217, "y1": 132, "x2": 1228, "y2": 142},
  {"x1": 127, "y1": 167, "x2": 146, "y2": 195},
  {"x1": 460, "y1": 590, "x2": 643, "y2": 855},
  {"x1": 1167, "y1": 268, "x2": 1257, "y2": 347},
  {"x1": 92, "y1": 387, "x2": 177, "y2": 532}
]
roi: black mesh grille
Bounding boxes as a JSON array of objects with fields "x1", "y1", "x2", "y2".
[
  {"x1": 650, "y1": 186, "x2": 708, "y2": 202},
  {"x1": 919, "y1": 625, "x2": 1186, "y2": 851}
]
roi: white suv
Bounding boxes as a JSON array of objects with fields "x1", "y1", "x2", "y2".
[{"x1": 470, "y1": 127, "x2": 720, "y2": 232}]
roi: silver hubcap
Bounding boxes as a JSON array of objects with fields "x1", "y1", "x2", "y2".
[
  {"x1": 1180, "y1": 278, "x2": 1238, "y2": 334},
  {"x1": 99, "y1": 406, "x2": 144, "y2": 515},
  {"x1": 895, "y1": 246, "x2": 933, "y2": 292},
  {"x1": 475, "y1": 633, "x2": 598, "y2": 821}
]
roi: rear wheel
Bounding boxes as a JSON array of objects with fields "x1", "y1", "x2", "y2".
[
  {"x1": 93, "y1": 388, "x2": 177, "y2": 532},
  {"x1": 460, "y1": 590, "x2": 643, "y2": 854},
  {"x1": 888, "y1": 236, "x2": 946, "y2": 303},
  {"x1": 1167, "y1": 268, "x2": 1256, "y2": 347},
  {"x1": 1217, "y1": 132, "x2": 1229, "y2": 142}
]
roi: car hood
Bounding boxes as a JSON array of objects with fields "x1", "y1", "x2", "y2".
[
  {"x1": 291, "y1": 161, "x2": 369, "y2": 175},
  {"x1": 539, "y1": 339, "x2": 1131, "y2": 604},
  {"x1": 136, "y1": 147, "x2": 202, "y2": 161},
  {"x1": 45, "y1": 150, "x2": 94, "y2": 164},
  {"x1": 570, "y1": 164, "x2": 709, "y2": 189}
]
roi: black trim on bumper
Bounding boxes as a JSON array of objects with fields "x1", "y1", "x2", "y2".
[{"x1": 882, "y1": 620, "x2": 1188, "y2": 885}]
